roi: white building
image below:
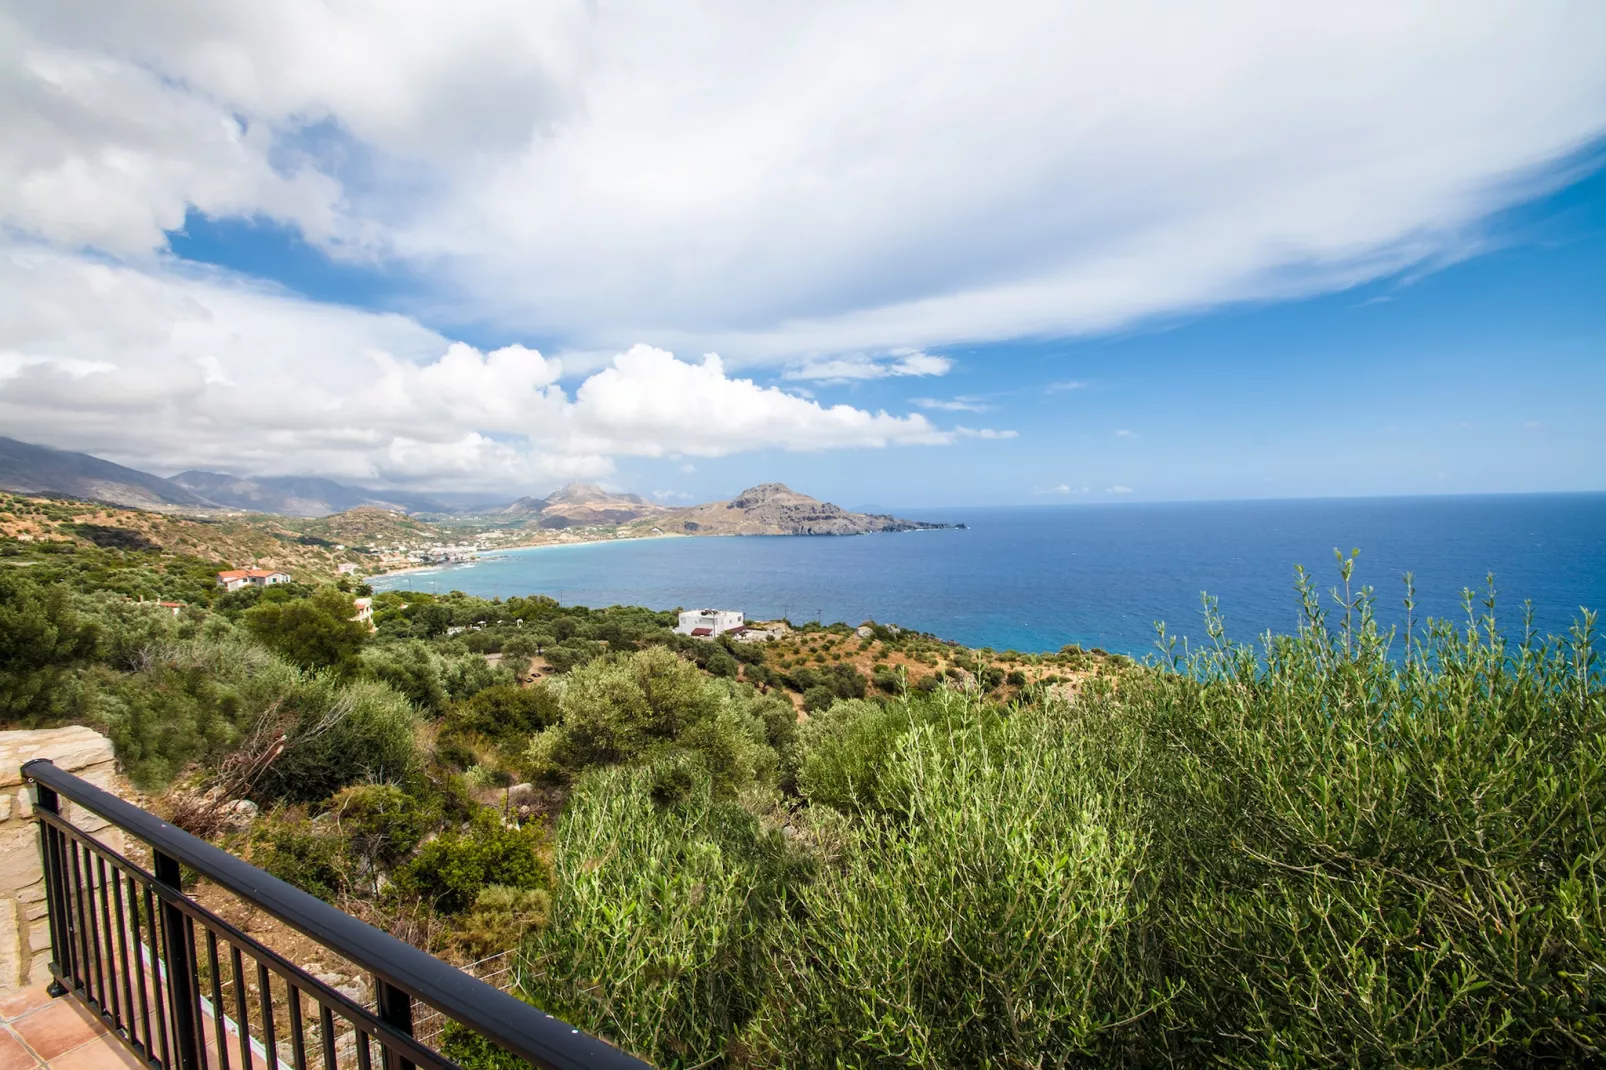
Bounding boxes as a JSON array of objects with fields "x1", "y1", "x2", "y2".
[
  {"x1": 216, "y1": 569, "x2": 292, "y2": 592},
  {"x1": 408, "y1": 544, "x2": 479, "y2": 564},
  {"x1": 674, "y1": 608, "x2": 746, "y2": 638}
]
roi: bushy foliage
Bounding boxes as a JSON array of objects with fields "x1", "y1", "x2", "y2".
[
  {"x1": 523, "y1": 764, "x2": 804, "y2": 1068},
  {"x1": 517, "y1": 569, "x2": 1606, "y2": 1067},
  {"x1": 454, "y1": 885, "x2": 552, "y2": 961},
  {"x1": 397, "y1": 809, "x2": 549, "y2": 914},
  {"x1": 525, "y1": 647, "x2": 782, "y2": 798},
  {"x1": 751, "y1": 707, "x2": 1149, "y2": 1066},
  {"x1": 443, "y1": 683, "x2": 560, "y2": 749},
  {"x1": 251, "y1": 812, "x2": 350, "y2": 902},
  {"x1": 796, "y1": 697, "x2": 929, "y2": 815},
  {"x1": 250, "y1": 676, "x2": 418, "y2": 803},
  {"x1": 360, "y1": 640, "x2": 513, "y2": 716},
  {"x1": 244, "y1": 586, "x2": 370, "y2": 671},
  {"x1": 0, "y1": 571, "x2": 99, "y2": 723},
  {"x1": 800, "y1": 685, "x2": 836, "y2": 714},
  {"x1": 329, "y1": 783, "x2": 430, "y2": 871}
]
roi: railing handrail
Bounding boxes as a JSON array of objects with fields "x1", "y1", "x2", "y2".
[{"x1": 23, "y1": 758, "x2": 650, "y2": 1070}]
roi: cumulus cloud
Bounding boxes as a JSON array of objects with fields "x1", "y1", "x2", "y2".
[
  {"x1": 1107, "y1": 485, "x2": 1134, "y2": 495},
  {"x1": 571, "y1": 346, "x2": 951, "y2": 455},
  {"x1": 0, "y1": 2, "x2": 1603, "y2": 487},
  {"x1": 3, "y1": 1, "x2": 1599, "y2": 362},
  {"x1": 0, "y1": 251, "x2": 971, "y2": 488}
]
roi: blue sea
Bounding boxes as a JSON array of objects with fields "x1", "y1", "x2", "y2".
[{"x1": 373, "y1": 494, "x2": 1606, "y2": 657}]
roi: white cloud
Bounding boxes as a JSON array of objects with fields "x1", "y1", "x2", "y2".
[
  {"x1": 1054, "y1": 484, "x2": 1070, "y2": 494},
  {"x1": 784, "y1": 351, "x2": 953, "y2": 382},
  {"x1": 1113, "y1": 429, "x2": 1137, "y2": 438},
  {"x1": 912, "y1": 396, "x2": 989, "y2": 413},
  {"x1": 955, "y1": 427, "x2": 1018, "y2": 440},
  {"x1": 5, "y1": 1, "x2": 1599, "y2": 362},
  {"x1": 0, "y1": 251, "x2": 962, "y2": 489},
  {"x1": 1107, "y1": 485, "x2": 1134, "y2": 495},
  {"x1": 571, "y1": 346, "x2": 949, "y2": 455}
]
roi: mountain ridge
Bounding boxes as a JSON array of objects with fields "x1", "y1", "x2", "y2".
[
  {"x1": 629, "y1": 482, "x2": 953, "y2": 537},
  {"x1": 0, "y1": 437, "x2": 216, "y2": 511},
  {"x1": 0, "y1": 438, "x2": 951, "y2": 535}
]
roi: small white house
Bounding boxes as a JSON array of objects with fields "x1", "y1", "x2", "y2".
[
  {"x1": 674, "y1": 608, "x2": 746, "y2": 638},
  {"x1": 216, "y1": 569, "x2": 292, "y2": 592}
]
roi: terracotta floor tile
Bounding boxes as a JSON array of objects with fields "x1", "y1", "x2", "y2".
[
  {"x1": 0, "y1": 989, "x2": 55, "y2": 1024},
  {"x1": 0, "y1": 1029, "x2": 39, "y2": 1070},
  {"x1": 40, "y1": 1033, "x2": 144, "y2": 1070},
  {"x1": 8, "y1": 1001, "x2": 104, "y2": 1062}
]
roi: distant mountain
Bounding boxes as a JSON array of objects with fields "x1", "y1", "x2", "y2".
[
  {"x1": 530, "y1": 482, "x2": 659, "y2": 528},
  {"x1": 0, "y1": 437, "x2": 217, "y2": 511},
  {"x1": 635, "y1": 482, "x2": 952, "y2": 536},
  {"x1": 0, "y1": 437, "x2": 950, "y2": 538},
  {"x1": 170, "y1": 471, "x2": 456, "y2": 518}
]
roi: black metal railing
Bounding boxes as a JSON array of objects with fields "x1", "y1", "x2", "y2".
[{"x1": 23, "y1": 759, "x2": 650, "y2": 1070}]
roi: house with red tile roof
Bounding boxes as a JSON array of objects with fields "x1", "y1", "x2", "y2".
[{"x1": 215, "y1": 568, "x2": 292, "y2": 592}]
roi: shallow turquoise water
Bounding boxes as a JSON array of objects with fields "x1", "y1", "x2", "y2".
[{"x1": 373, "y1": 494, "x2": 1606, "y2": 656}]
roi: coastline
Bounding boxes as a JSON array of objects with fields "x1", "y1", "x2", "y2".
[{"x1": 370, "y1": 530, "x2": 692, "y2": 581}]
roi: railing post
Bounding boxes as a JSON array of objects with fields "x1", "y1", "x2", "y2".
[
  {"x1": 30, "y1": 770, "x2": 70, "y2": 999},
  {"x1": 154, "y1": 850, "x2": 203, "y2": 1070},
  {"x1": 376, "y1": 978, "x2": 416, "y2": 1070}
]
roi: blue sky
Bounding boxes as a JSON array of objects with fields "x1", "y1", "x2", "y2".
[
  {"x1": 162, "y1": 156, "x2": 1606, "y2": 508},
  {"x1": 2, "y1": 2, "x2": 1604, "y2": 506}
]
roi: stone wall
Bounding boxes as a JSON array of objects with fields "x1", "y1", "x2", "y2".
[{"x1": 0, "y1": 727, "x2": 124, "y2": 995}]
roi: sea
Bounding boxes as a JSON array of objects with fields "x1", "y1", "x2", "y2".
[{"x1": 372, "y1": 494, "x2": 1606, "y2": 658}]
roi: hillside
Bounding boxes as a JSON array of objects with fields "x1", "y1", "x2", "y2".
[
  {"x1": 628, "y1": 482, "x2": 953, "y2": 536},
  {"x1": 533, "y1": 482, "x2": 659, "y2": 528},
  {"x1": 0, "y1": 437, "x2": 217, "y2": 511},
  {"x1": 170, "y1": 471, "x2": 452, "y2": 517},
  {"x1": 0, "y1": 492, "x2": 461, "y2": 580}
]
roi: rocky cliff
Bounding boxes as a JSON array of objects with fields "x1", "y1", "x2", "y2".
[{"x1": 639, "y1": 483, "x2": 952, "y2": 536}]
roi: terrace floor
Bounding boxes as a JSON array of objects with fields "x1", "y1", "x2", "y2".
[{"x1": 0, "y1": 986, "x2": 141, "y2": 1069}]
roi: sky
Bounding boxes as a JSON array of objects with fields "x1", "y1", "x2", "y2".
[{"x1": 1, "y1": 1, "x2": 1603, "y2": 507}]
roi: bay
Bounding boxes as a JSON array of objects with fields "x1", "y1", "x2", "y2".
[{"x1": 372, "y1": 493, "x2": 1606, "y2": 656}]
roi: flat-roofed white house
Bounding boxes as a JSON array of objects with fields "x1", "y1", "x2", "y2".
[
  {"x1": 674, "y1": 608, "x2": 746, "y2": 638},
  {"x1": 216, "y1": 568, "x2": 292, "y2": 592}
]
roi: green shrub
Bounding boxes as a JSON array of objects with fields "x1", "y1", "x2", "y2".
[
  {"x1": 244, "y1": 586, "x2": 369, "y2": 672},
  {"x1": 522, "y1": 765, "x2": 803, "y2": 1067},
  {"x1": 329, "y1": 783, "x2": 430, "y2": 871},
  {"x1": 251, "y1": 813, "x2": 349, "y2": 902},
  {"x1": 797, "y1": 696, "x2": 935, "y2": 815},
  {"x1": 871, "y1": 668, "x2": 904, "y2": 694},
  {"x1": 455, "y1": 885, "x2": 551, "y2": 961},
  {"x1": 750, "y1": 709, "x2": 1148, "y2": 1066},
  {"x1": 801, "y1": 685, "x2": 836, "y2": 714},
  {"x1": 439, "y1": 1023, "x2": 532, "y2": 1070},
  {"x1": 398, "y1": 809, "x2": 548, "y2": 914},
  {"x1": 0, "y1": 573, "x2": 99, "y2": 724},
  {"x1": 543, "y1": 639, "x2": 606, "y2": 673},
  {"x1": 444, "y1": 684, "x2": 559, "y2": 748},
  {"x1": 252, "y1": 677, "x2": 418, "y2": 803}
]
